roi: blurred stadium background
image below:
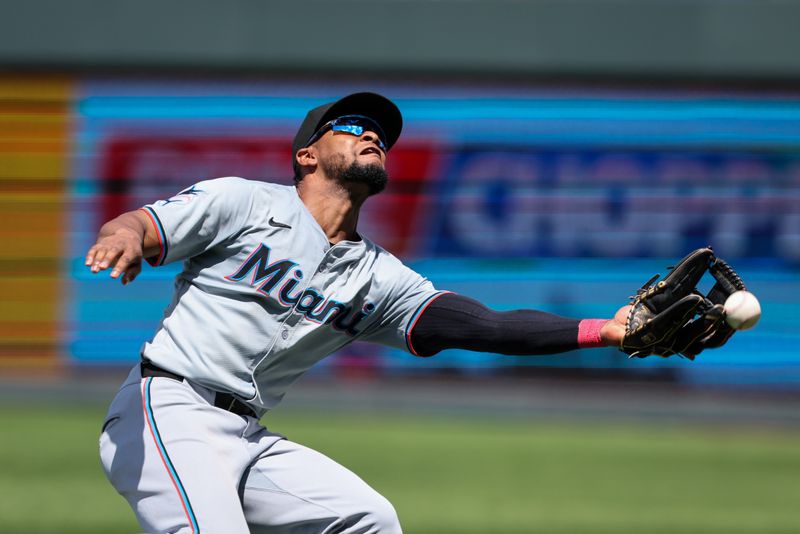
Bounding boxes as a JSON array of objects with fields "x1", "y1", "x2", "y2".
[{"x1": 1, "y1": 1, "x2": 799, "y2": 532}]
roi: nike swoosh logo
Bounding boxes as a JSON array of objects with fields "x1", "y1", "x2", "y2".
[{"x1": 268, "y1": 217, "x2": 292, "y2": 229}]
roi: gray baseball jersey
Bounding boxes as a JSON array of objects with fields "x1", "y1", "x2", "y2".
[
  {"x1": 100, "y1": 177, "x2": 442, "y2": 533},
  {"x1": 139, "y1": 176, "x2": 443, "y2": 412}
]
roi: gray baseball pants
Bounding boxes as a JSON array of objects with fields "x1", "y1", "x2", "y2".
[{"x1": 99, "y1": 366, "x2": 401, "y2": 533}]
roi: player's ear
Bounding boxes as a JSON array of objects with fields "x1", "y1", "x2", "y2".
[{"x1": 295, "y1": 147, "x2": 317, "y2": 170}]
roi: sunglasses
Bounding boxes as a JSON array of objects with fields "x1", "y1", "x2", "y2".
[{"x1": 304, "y1": 115, "x2": 387, "y2": 152}]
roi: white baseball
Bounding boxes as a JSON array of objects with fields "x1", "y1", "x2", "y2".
[{"x1": 723, "y1": 290, "x2": 761, "y2": 330}]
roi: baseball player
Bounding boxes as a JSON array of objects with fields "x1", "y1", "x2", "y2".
[{"x1": 88, "y1": 92, "x2": 664, "y2": 533}]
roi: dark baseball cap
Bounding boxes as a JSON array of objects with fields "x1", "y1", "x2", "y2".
[{"x1": 292, "y1": 92, "x2": 403, "y2": 175}]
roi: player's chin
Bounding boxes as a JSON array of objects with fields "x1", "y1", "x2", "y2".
[
  {"x1": 357, "y1": 153, "x2": 385, "y2": 167},
  {"x1": 340, "y1": 160, "x2": 389, "y2": 196}
]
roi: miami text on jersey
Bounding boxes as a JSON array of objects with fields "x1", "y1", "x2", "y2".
[{"x1": 225, "y1": 244, "x2": 374, "y2": 335}]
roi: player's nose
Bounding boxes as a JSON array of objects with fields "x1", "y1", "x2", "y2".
[{"x1": 361, "y1": 131, "x2": 385, "y2": 152}]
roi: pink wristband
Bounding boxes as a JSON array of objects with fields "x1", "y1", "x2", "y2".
[{"x1": 578, "y1": 319, "x2": 607, "y2": 348}]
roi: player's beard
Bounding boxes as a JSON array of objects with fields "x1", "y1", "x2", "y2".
[{"x1": 320, "y1": 155, "x2": 388, "y2": 196}]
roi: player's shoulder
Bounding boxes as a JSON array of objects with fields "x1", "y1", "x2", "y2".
[
  {"x1": 360, "y1": 236, "x2": 411, "y2": 270},
  {"x1": 195, "y1": 176, "x2": 277, "y2": 191},
  {"x1": 359, "y1": 234, "x2": 389, "y2": 256},
  {"x1": 358, "y1": 237, "x2": 432, "y2": 295},
  {"x1": 195, "y1": 177, "x2": 295, "y2": 201}
]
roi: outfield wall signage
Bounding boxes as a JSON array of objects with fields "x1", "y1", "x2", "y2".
[{"x1": 63, "y1": 79, "x2": 800, "y2": 385}]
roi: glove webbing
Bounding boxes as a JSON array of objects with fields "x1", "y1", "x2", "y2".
[{"x1": 708, "y1": 258, "x2": 747, "y2": 306}]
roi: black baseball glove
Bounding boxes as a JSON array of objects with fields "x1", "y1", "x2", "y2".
[{"x1": 620, "y1": 247, "x2": 747, "y2": 360}]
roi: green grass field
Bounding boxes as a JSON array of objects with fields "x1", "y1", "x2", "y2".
[{"x1": 1, "y1": 404, "x2": 799, "y2": 533}]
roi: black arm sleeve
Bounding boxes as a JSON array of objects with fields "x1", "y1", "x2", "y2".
[{"x1": 409, "y1": 292, "x2": 581, "y2": 357}]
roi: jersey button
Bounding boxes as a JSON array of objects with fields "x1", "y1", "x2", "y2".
[{"x1": 281, "y1": 328, "x2": 289, "y2": 340}]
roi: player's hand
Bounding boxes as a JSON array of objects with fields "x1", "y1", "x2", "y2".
[
  {"x1": 85, "y1": 227, "x2": 144, "y2": 285},
  {"x1": 599, "y1": 305, "x2": 631, "y2": 347}
]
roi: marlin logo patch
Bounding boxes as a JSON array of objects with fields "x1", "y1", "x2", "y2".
[{"x1": 158, "y1": 185, "x2": 205, "y2": 206}]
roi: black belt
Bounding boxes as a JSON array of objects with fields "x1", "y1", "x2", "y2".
[{"x1": 140, "y1": 360, "x2": 257, "y2": 418}]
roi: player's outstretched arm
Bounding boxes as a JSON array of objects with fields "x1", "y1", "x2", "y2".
[
  {"x1": 409, "y1": 293, "x2": 630, "y2": 357},
  {"x1": 85, "y1": 210, "x2": 161, "y2": 285}
]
